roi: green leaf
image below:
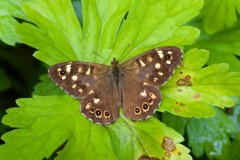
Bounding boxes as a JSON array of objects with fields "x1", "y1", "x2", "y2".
[
  {"x1": 0, "y1": 96, "x2": 191, "y2": 160},
  {"x1": 162, "y1": 112, "x2": 186, "y2": 135},
  {"x1": 224, "y1": 97, "x2": 240, "y2": 160},
  {"x1": 110, "y1": 0, "x2": 203, "y2": 63},
  {"x1": 201, "y1": 0, "x2": 238, "y2": 33},
  {"x1": 0, "y1": 0, "x2": 29, "y2": 45},
  {"x1": 0, "y1": 0, "x2": 206, "y2": 159},
  {"x1": 0, "y1": 96, "x2": 116, "y2": 160},
  {"x1": 237, "y1": 0, "x2": 240, "y2": 13},
  {"x1": 229, "y1": 97, "x2": 240, "y2": 133},
  {"x1": 33, "y1": 74, "x2": 65, "y2": 96},
  {"x1": 15, "y1": 0, "x2": 83, "y2": 65},
  {"x1": 198, "y1": 26, "x2": 240, "y2": 56},
  {"x1": 160, "y1": 48, "x2": 240, "y2": 118},
  {"x1": 187, "y1": 108, "x2": 238, "y2": 159},
  {"x1": 226, "y1": 134, "x2": 240, "y2": 160},
  {"x1": 108, "y1": 117, "x2": 191, "y2": 160},
  {"x1": 193, "y1": 25, "x2": 240, "y2": 72},
  {"x1": 160, "y1": 96, "x2": 216, "y2": 118},
  {"x1": 13, "y1": 0, "x2": 203, "y2": 65},
  {"x1": 0, "y1": 3, "x2": 17, "y2": 45},
  {"x1": 81, "y1": 0, "x2": 132, "y2": 63}
]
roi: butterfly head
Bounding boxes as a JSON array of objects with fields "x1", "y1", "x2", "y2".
[{"x1": 111, "y1": 58, "x2": 119, "y2": 66}]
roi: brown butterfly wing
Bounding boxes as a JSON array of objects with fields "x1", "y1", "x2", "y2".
[
  {"x1": 121, "y1": 77, "x2": 161, "y2": 121},
  {"x1": 48, "y1": 61, "x2": 109, "y2": 99},
  {"x1": 120, "y1": 46, "x2": 182, "y2": 121},
  {"x1": 80, "y1": 75, "x2": 120, "y2": 125},
  {"x1": 48, "y1": 61, "x2": 120, "y2": 125}
]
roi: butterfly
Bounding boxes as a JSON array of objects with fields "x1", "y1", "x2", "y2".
[{"x1": 48, "y1": 46, "x2": 182, "y2": 125}]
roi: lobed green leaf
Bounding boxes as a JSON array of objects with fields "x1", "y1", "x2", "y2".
[
  {"x1": 0, "y1": 96, "x2": 191, "y2": 160},
  {"x1": 187, "y1": 108, "x2": 238, "y2": 159},
  {"x1": 160, "y1": 48, "x2": 240, "y2": 118},
  {"x1": 201, "y1": 0, "x2": 238, "y2": 33}
]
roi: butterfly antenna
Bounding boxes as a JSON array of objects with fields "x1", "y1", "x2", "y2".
[
  {"x1": 119, "y1": 44, "x2": 130, "y2": 63},
  {"x1": 92, "y1": 51, "x2": 105, "y2": 59}
]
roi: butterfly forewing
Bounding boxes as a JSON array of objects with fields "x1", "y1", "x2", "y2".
[
  {"x1": 121, "y1": 46, "x2": 183, "y2": 86},
  {"x1": 120, "y1": 46, "x2": 182, "y2": 121},
  {"x1": 48, "y1": 61, "x2": 109, "y2": 99}
]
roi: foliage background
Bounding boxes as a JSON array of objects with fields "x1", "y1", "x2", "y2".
[{"x1": 0, "y1": 0, "x2": 240, "y2": 160}]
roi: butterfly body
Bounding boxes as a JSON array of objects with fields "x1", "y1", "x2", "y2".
[{"x1": 49, "y1": 46, "x2": 182, "y2": 125}]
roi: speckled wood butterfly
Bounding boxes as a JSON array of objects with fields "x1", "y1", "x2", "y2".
[{"x1": 48, "y1": 46, "x2": 182, "y2": 125}]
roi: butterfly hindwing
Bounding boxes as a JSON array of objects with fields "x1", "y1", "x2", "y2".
[
  {"x1": 121, "y1": 77, "x2": 161, "y2": 121},
  {"x1": 120, "y1": 46, "x2": 182, "y2": 120},
  {"x1": 80, "y1": 76, "x2": 120, "y2": 125}
]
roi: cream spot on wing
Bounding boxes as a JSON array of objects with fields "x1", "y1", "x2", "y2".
[
  {"x1": 150, "y1": 93, "x2": 156, "y2": 99},
  {"x1": 143, "y1": 82, "x2": 149, "y2": 85},
  {"x1": 154, "y1": 77, "x2": 158, "y2": 82},
  {"x1": 139, "y1": 60, "x2": 146, "y2": 67},
  {"x1": 146, "y1": 74, "x2": 149, "y2": 78},
  {"x1": 147, "y1": 56, "x2": 153, "y2": 63},
  {"x1": 79, "y1": 88, "x2": 83, "y2": 93},
  {"x1": 57, "y1": 68, "x2": 61, "y2": 71},
  {"x1": 78, "y1": 67, "x2": 83, "y2": 73},
  {"x1": 140, "y1": 90, "x2": 147, "y2": 97},
  {"x1": 86, "y1": 102, "x2": 91, "y2": 109},
  {"x1": 86, "y1": 67, "x2": 91, "y2": 75},
  {"x1": 167, "y1": 51, "x2": 173, "y2": 54},
  {"x1": 61, "y1": 75, "x2": 66, "y2": 80},
  {"x1": 72, "y1": 84, "x2": 77, "y2": 88},
  {"x1": 86, "y1": 83, "x2": 90, "y2": 87},
  {"x1": 66, "y1": 64, "x2": 71, "y2": 73},
  {"x1": 87, "y1": 90, "x2": 94, "y2": 94},
  {"x1": 93, "y1": 98, "x2": 100, "y2": 104},
  {"x1": 157, "y1": 50, "x2": 164, "y2": 59},
  {"x1": 71, "y1": 75, "x2": 78, "y2": 81},
  {"x1": 155, "y1": 63, "x2": 161, "y2": 69},
  {"x1": 158, "y1": 72, "x2": 163, "y2": 76},
  {"x1": 166, "y1": 60, "x2": 171, "y2": 64},
  {"x1": 135, "y1": 69, "x2": 139, "y2": 74}
]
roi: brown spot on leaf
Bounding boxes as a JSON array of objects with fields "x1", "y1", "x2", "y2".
[
  {"x1": 162, "y1": 136, "x2": 176, "y2": 152},
  {"x1": 186, "y1": 75, "x2": 191, "y2": 79},
  {"x1": 193, "y1": 93, "x2": 201, "y2": 99},
  {"x1": 175, "y1": 108, "x2": 180, "y2": 112},
  {"x1": 177, "y1": 75, "x2": 192, "y2": 86},
  {"x1": 176, "y1": 79, "x2": 186, "y2": 86},
  {"x1": 176, "y1": 102, "x2": 185, "y2": 106},
  {"x1": 179, "y1": 102, "x2": 185, "y2": 106},
  {"x1": 138, "y1": 155, "x2": 160, "y2": 160},
  {"x1": 165, "y1": 152, "x2": 171, "y2": 157}
]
